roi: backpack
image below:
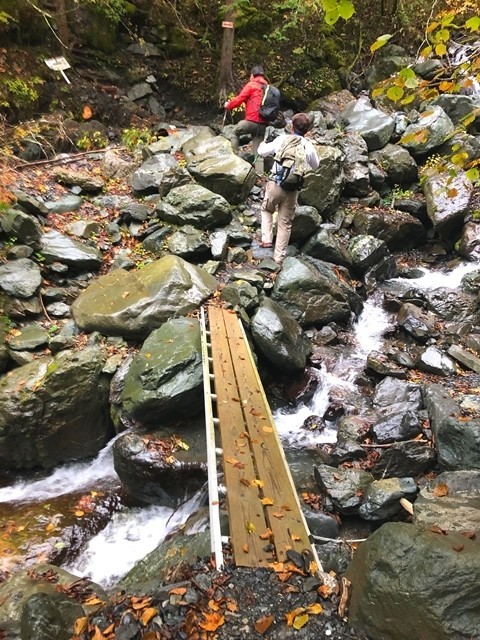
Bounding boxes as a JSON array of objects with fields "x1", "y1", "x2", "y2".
[
  {"x1": 258, "y1": 84, "x2": 281, "y2": 122},
  {"x1": 273, "y1": 135, "x2": 310, "y2": 191}
]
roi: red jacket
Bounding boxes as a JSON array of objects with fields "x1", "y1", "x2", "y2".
[{"x1": 225, "y1": 76, "x2": 268, "y2": 124}]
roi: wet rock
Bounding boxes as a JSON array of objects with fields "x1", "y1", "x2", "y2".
[
  {"x1": 113, "y1": 430, "x2": 207, "y2": 506},
  {"x1": 167, "y1": 225, "x2": 210, "y2": 260},
  {"x1": 359, "y1": 476, "x2": 417, "y2": 520},
  {"x1": 366, "y1": 350, "x2": 407, "y2": 378},
  {"x1": 458, "y1": 222, "x2": 480, "y2": 261},
  {"x1": 160, "y1": 183, "x2": 232, "y2": 229},
  {"x1": 40, "y1": 230, "x2": 103, "y2": 270},
  {"x1": 302, "y1": 226, "x2": 351, "y2": 267},
  {"x1": 271, "y1": 256, "x2": 361, "y2": 327},
  {"x1": 353, "y1": 207, "x2": 426, "y2": 251},
  {"x1": 302, "y1": 415, "x2": 326, "y2": 432},
  {"x1": 220, "y1": 280, "x2": 259, "y2": 312},
  {"x1": 447, "y1": 344, "x2": 480, "y2": 374},
  {"x1": 373, "y1": 376, "x2": 422, "y2": 412},
  {"x1": 400, "y1": 105, "x2": 454, "y2": 156},
  {"x1": 339, "y1": 132, "x2": 370, "y2": 196},
  {"x1": 44, "y1": 194, "x2": 83, "y2": 213},
  {"x1": 397, "y1": 302, "x2": 437, "y2": 343},
  {"x1": 52, "y1": 168, "x2": 105, "y2": 193},
  {"x1": 414, "y1": 470, "x2": 480, "y2": 534},
  {"x1": 131, "y1": 153, "x2": 189, "y2": 196},
  {"x1": 303, "y1": 508, "x2": 340, "y2": 541},
  {"x1": 0, "y1": 258, "x2": 42, "y2": 298},
  {"x1": 120, "y1": 317, "x2": 203, "y2": 425},
  {"x1": 417, "y1": 345, "x2": 456, "y2": 376},
  {"x1": 316, "y1": 541, "x2": 352, "y2": 573},
  {"x1": 0, "y1": 345, "x2": 114, "y2": 470},
  {"x1": 369, "y1": 143, "x2": 418, "y2": 186},
  {"x1": 314, "y1": 464, "x2": 373, "y2": 514},
  {"x1": 347, "y1": 235, "x2": 388, "y2": 273},
  {"x1": 364, "y1": 254, "x2": 398, "y2": 291},
  {"x1": 340, "y1": 100, "x2": 395, "y2": 151},
  {"x1": 251, "y1": 297, "x2": 311, "y2": 373},
  {"x1": 7, "y1": 323, "x2": 49, "y2": 350},
  {"x1": 11, "y1": 189, "x2": 49, "y2": 216},
  {"x1": 290, "y1": 205, "x2": 323, "y2": 244},
  {"x1": 127, "y1": 82, "x2": 153, "y2": 101},
  {"x1": 299, "y1": 145, "x2": 345, "y2": 215},
  {"x1": 432, "y1": 93, "x2": 480, "y2": 130},
  {"x1": 372, "y1": 440, "x2": 436, "y2": 479},
  {"x1": 372, "y1": 410, "x2": 422, "y2": 444},
  {"x1": 21, "y1": 592, "x2": 84, "y2": 640},
  {"x1": 346, "y1": 522, "x2": 480, "y2": 640},
  {"x1": 71, "y1": 255, "x2": 217, "y2": 338},
  {"x1": 1, "y1": 208, "x2": 42, "y2": 249},
  {"x1": 183, "y1": 134, "x2": 255, "y2": 204},
  {"x1": 423, "y1": 169, "x2": 473, "y2": 239}
]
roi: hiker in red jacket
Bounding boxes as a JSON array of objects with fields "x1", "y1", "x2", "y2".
[{"x1": 224, "y1": 65, "x2": 268, "y2": 171}]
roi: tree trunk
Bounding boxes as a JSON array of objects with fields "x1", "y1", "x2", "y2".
[
  {"x1": 54, "y1": 0, "x2": 70, "y2": 50},
  {"x1": 218, "y1": 0, "x2": 235, "y2": 105}
]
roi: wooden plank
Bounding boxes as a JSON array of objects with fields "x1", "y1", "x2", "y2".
[
  {"x1": 223, "y1": 311, "x2": 313, "y2": 563},
  {"x1": 208, "y1": 306, "x2": 272, "y2": 567}
]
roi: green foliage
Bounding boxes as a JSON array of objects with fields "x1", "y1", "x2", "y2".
[
  {"x1": 0, "y1": 10, "x2": 14, "y2": 25},
  {"x1": 76, "y1": 130, "x2": 108, "y2": 151},
  {"x1": 383, "y1": 185, "x2": 414, "y2": 208},
  {"x1": 1, "y1": 76, "x2": 43, "y2": 108},
  {"x1": 79, "y1": 0, "x2": 133, "y2": 24},
  {"x1": 121, "y1": 127, "x2": 156, "y2": 150}
]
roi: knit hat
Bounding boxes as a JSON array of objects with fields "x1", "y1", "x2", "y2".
[{"x1": 251, "y1": 65, "x2": 264, "y2": 77}]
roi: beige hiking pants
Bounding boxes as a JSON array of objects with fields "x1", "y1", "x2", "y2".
[{"x1": 260, "y1": 180, "x2": 299, "y2": 264}]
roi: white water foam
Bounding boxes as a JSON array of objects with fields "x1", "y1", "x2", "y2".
[
  {"x1": 0, "y1": 437, "x2": 119, "y2": 504},
  {"x1": 391, "y1": 262, "x2": 479, "y2": 291},
  {"x1": 66, "y1": 489, "x2": 206, "y2": 588}
]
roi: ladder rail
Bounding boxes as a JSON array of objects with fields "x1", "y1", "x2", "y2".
[{"x1": 199, "y1": 306, "x2": 224, "y2": 569}]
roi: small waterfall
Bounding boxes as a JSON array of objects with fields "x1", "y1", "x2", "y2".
[
  {"x1": 65, "y1": 489, "x2": 207, "y2": 588},
  {"x1": 0, "y1": 437, "x2": 120, "y2": 504},
  {"x1": 274, "y1": 292, "x2": 394, "y2": 448},
  {"x1": 391, "y1": 262, "x2": 479, "y2": 290}
]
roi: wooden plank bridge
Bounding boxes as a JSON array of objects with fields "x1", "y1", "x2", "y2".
[{"x1": 200, "y1": 305, "x2": 321, "y2": 572}]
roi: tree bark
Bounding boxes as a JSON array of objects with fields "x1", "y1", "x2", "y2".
[
  {"x1": 54, "y1": 0, "x2": 70, "y2": 50},
  {"x1": 218, "y1": 0, "x2": 235, "y2": 104}
]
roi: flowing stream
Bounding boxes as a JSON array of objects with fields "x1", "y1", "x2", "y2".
[{"x1": 0, "y1": 261, "x2": 477, "y2": 588}]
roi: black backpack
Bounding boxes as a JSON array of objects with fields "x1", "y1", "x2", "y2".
[{"x1": 258, "y1": 84, "x2": 281, "y2": 122}]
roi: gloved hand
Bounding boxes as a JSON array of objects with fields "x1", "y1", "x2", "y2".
[{"x1": 264, "y1": 126, "x2": 277, "y2": 143}]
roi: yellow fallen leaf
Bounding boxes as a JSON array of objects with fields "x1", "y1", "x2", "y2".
[
  {"x1": 261, "y1": 497, "x2": 274, "y2": 506},
  {"x1": 250, "y1": 479, "x2": 265, "y2": 488},
  {"x1": 306, "y1": 603, "x2": 323, "y2": 615},
  {"x1": 285, "y1": 607, "x2": 305, "y2": 626},
  {"x1": 246, "y1": 521, "x2": 256, "y2": 533},
  {"x1": 293, "y1": 613, "x2": 309, "y2": 630},
  {"x1": 140, "y1": 607, "x2": 158, "y2": 625},
  {"x1": 74, "y1": 617, "x2": 88, "y2": 634}
]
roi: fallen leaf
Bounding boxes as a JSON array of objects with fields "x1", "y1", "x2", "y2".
[
  {"x1": 293, "y1": 613, "x2": 309, "y2": 630},
  {"x1": 169, "y1": 587, "x2": 187, "y2": 596},
  {"x1": 140, "y1": 607, "x2": 158, "y2": 625},
  {"x1": 461, "y1": 531, "x2": 476, "y2": 539},
  {"x1": 82, "y1": 105, "x2": 93, "y2": 119},
  {"x1": 225, "y1": 456, "x2": 240, "y2": 466},
  {"x1": 246, "y1": 521, "x2": 256, "y2": 533},
  {"x1": 242, "y1": 543, "x2": 249, "y2": 553},
  {"x1": 74, "y1": 617, "x2": 88, "y2": 634},
  {"x1": 272, "y1": 511, "x2": 284, "y2": 519},
  {"x1": 250, "y1": 479, "x2": 265, "y2": 488},
  {"x1": 433, "y1": 483, "x2": 449, "y2": 497},
  {"x1": 453, "y1": 544, "x2": 464, "y2": 552},
  {"x1": 208, "y1": 599, "x2": 220, "y2": 611},
  {"x1": 285, "y1": 607, "x2": 305, "y2": 626},
  {"x1": 254, "y1": 615, "x2": 274, "y2": 635},
  {"x1": 307, "y1": 602, "x2": 323, "y2": 615},
  {"x1": 428, "y1": 525, "x2": 446, "y2": 535},
  {"x1": 261, "y1": 497, "x2": 274, "y2": 506},
  {"x1": 259, "y1": 528, "x2": 273, "y2": 540},
  {"x1": 226, "y1": 600, "x2": 238, "y2": 612},
  {"x1": 262, "y1": 426, "x2": 273, "y2": 433},
  {"x1": 198, "y1": 612, "x2": 225, "y2": 632},
  {"x1": 92, "y1": 626, "x2": 106, "y2": 640},
  {"x1": 290, "y1": 533, "x2": 301, "y2": 541},
  {"x1": 84, "y1": 596, "x2": 104, "y2": 606}
]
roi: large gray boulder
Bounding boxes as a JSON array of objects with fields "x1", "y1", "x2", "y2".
[
  {"x1": 1, "y1": 208, "x2": 42, "y2": 249},
  {"x1": 423, "y1": 169, "x2": 473, "y2": 238},
  {"x1": 113, "y1": 429, "x2": 207, "y2": 505},
  {"x1": 130, "y1": 153, "x2": 191, "y2": 196},
  {"x1": 183, "y1": 134, "x2": 255, "y2": 204},
  {"x1": 353, "y1": 207, "x2": 426, "y2": 250},
  {"x1": 414, "y1": 470, "x2": 480, "y2": 534},
  {"x1": 400, "y1": 105, "x2": 454, "y2": 156},
  {"x1": 0, "y1": 346, "x2": 113, "y2": 470},
  {"x1": 339, "y1": 132, "x2": 370, "y2": 196},
  {"x1": 160, "y1": 183, "x2": 232, "y2": 229},
  {"x1": 347, "y1": 522, "x2": 480, "y2": 640},
  {"x1": 340, "y1": 99, "x2": 395, "y2": 151},
  {"x1": 120, "y1": 317, "x2": 204, "y2": 424},
  {"x1": 40, "y1": 230, "x2": 103, "y2": 270},
  {"x1": 250, "y1": 297, "x2": 311, "y2": 373},
  {"x1": 271, "y1": 256, "x2": 361, "y2": 327},
  {"x1": 71, "y1": 255, "x2": 218, "y2": 338},
  {"x1": 0, "y1": 258, "x2": 42, "y2": 298},
  {"x1": 299, "y1": 145, "x2": 345, "y2": 215},
  {"x1": 369, "y1": 143, "x2": 418, "y2": 186},
  {"x1": 0, "y1": 564, "x2": 107, "y2": 639}
]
